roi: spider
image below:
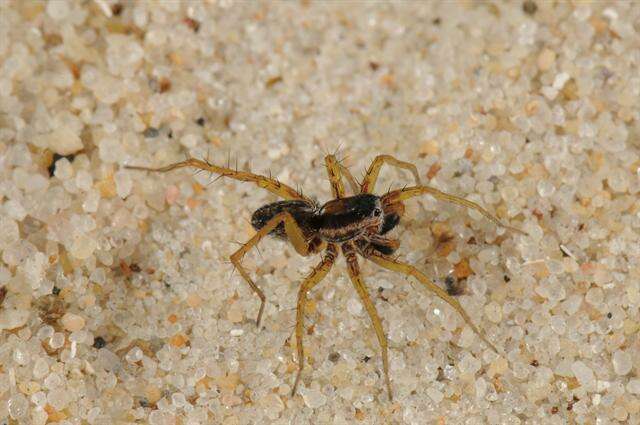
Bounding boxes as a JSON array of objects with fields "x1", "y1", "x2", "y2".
[{"x1": 126, "y1": 153, "x2": 523, "y2": 401}]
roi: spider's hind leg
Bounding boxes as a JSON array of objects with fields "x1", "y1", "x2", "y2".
[
  {"x1": 342, "y1": 242, "x2": 393, "y2": 401},
  {"x1": 365, "y1": 253, "x2": 499, "y2": 354},
  {"x1": 230, "y1": 211, "x2": 315, "y2": 327},
  {"x1": 291, "y1": 244, "x2": 337, "y2": 397},
  {"x1": 126, "y1": 157, "x2": 309, "y2": 202}
]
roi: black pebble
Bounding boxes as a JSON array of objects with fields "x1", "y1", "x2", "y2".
[
  {"x1": 93, "y1": 336, "x2": 106, "y2": 349},
  {"x1": 143, "y1": 127, "x2": 160, "y2": 138},
  {"x1": 48, "y1": 153, "x2": 75, "y2": 177}
]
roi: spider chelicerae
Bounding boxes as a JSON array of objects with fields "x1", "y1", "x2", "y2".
[{"x1": 126, "y1": 153, "x2": 523, "y2": 401}]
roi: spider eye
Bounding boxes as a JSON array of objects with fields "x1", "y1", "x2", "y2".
[{"x1": 373, "y1": 208, "x2": 382, "y2": 217}]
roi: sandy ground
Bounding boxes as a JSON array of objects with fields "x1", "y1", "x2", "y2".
[{"x1": 1, "y1": 1, "x2": 639, "y2": 424}]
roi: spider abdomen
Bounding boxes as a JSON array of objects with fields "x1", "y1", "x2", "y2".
[{"x1": 251, "y1": 200, "x2": 317, "y2": 238}]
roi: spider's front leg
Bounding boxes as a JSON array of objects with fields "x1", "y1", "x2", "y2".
[
  {"x1": 324, "y1": 154, "x2": 359, "y2": 197},
  {"x1": 360, "y1": 154, "x2": 422, "y2": 194},
  {"x1": 230, "y1": 211, "x2": 315, "y2": 327},
  {"x1": 382, "y1": 185, "x2": 526, "y2": 234},
  {"x1": 342, "y1": 242, "x2": 393, "y2": 401},
  {"x1": 292, "y1": 244, "x2": 337, "y2": 397},
  {"x1": 365, "y1": 252, "x2": 499, "y2": 354},
  {"x1": 126, "y1": 157, "x2": 309, "y2": 202}
]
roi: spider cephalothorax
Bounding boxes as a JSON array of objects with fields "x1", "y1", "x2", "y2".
[{"x1": 126, "y1": 153, "x2": 523, "y2": 401}]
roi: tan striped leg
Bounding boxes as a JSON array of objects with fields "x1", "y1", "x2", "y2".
[
  {"x1": 360, "y1": 154, "x2": 421, "y2": 193},
  {"x1": 230, "y1": 211, "x2": 312, "y2": 327},
  {"x1": 292, "y1": 244, "x2": 338, "y2": 396},
  {"x1": 126, "y1": 157, "x2": 309, "y2": 202},
  {"x1": 342, "y1": 242, "x2": 393, "y2": 401},
  {"x1": 381, "y1": 185, "x2": 526, "y2": 235},
  {"x1": 365, "y1": 253, "x2": 499, "y2": 354},
  {"x1": 324, "y1": 155, "x2": 347, "y2": 198}
]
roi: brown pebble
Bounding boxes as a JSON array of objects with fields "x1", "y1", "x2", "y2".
[
  {"x1": 145, "y1": 385, "x2": 162, "y2": 404},
  {"x1": 186, "y1": 198, "x2": 200, "y2": 210},
  {"x1": 454, "y1": 259, "x2": 473, "y2": 279},
  {"x1": 522, "y1": 0, "x2": 538, "y2": 15},
  {"x1": 537, "y1": 48, "x2": 556, "y2": 72},
  {"x1": 265, "y1": 76, "x2": 283, "y2": 88},
  {"x1": 183, "y1": 17, "x2": 200, "y2": 32},
  {"x1": 380, "y1": 73, "x2": 395, "y2": 87},
  {"x1": 119, "y1": 260, "x2": 132, "y2": 278},
  {"x1": 45, "y1": 404, "x2": 67, "y2": 422},
  {"x1": 169, "y1": 333, "x2": 189, "y2": 347},
  {"x1": 159, "y1": 78, "x2": 171, "y2": 93},
  {"x1": 96, "y1": 175, "x2": 117, "y2": 198},
  {"x1": 427, "y1": 163, "x2": 441, "y2": 180},
  {"x1": 111, "y1": 3, "x2": 123, "y2": 16},
  {"x1": 436, "y1": 241, "x2": 455, "y2": 258}
]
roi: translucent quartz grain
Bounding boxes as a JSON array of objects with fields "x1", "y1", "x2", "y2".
[
  {"x1": 628, "y1": 379, "x2": 640, "y2": 395},
  {"x1": 49, "y1": 332, "x2": 65, "y2": 350},
  {"x1": 126, "y1": 347, "x2": 143, "y2": 363},
  {"x1": 484, "y1": 301, "x2": 502, "y2": 323},
  {"x1": 33, "y1": 357, "x2": 49, "y2": 379},
  {"x1": 114, "y1": 170, "x2": 133, "y2": 198},
  {"x1": 0, "y1": 307, "x2": 28, "y2": 330},
  {"x1": 607, "y1": 168, "x2": 629, "y2": 193},
  {"x1": 612, "y1": 350, "x2": 632, "y2": 376},
  {"x1": 301, "y1": 388, "x2": 327, "y2": 409},
  {"x1": 571, "y1": 361, "x2": 596, "y2": 391},
  {"x1": 81, "y1": 189, "x2": 99, "y2": 213},
  {"x1": 585, "y1": 287, "x2": 604, "y2": 307},
  {"x1": 536, "y1": 180, "x2": 556, "y2": 197},
  {"x1": 346, "y1": 298, "x2": 363, "y2": 316},
  {"x1": 8, "y1": 393, "x2": 29, "y2": 419},
  {"x1": 427, "y1": 386, "x2": 444, "y2": 403}
]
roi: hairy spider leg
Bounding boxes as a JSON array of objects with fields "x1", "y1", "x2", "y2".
[
  {"x1": 292, "y1": 244, "x2": 338, "y2": 396},
  {"x1": 382, "y1": 185, "x2": 526, "y2": 235},
  {"x1": 365, "y1": 253, "x2": 499, "y2": 354},
  {"x1": 338, "y1": 163, "x2": 360, "y2": 195},
  {"x1": 360, "y1": 154, "x2": 422, "y2": 194},
  {"x1": 230, "y1": 211, "x2": 314, "y2": 327},
  {"x1": 323, "y1": 155, "x2": 346, "y2": 198},
  {"x1": 125, "y1": 158, "x2": 310, "y2": 202},
  {"x1": 324, "y1": 154, "x2": 360, "y2": 197},
  {"x1": 342, "y1": 242, "x2": 393, "y2": 401},
  {"x1": 368, "y1": 234, "x2": 400, "y2": 252}
]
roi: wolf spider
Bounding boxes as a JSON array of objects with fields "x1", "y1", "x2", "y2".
[{"x1": 126, "y1": 154, "x2": 523, "y2": 401}]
